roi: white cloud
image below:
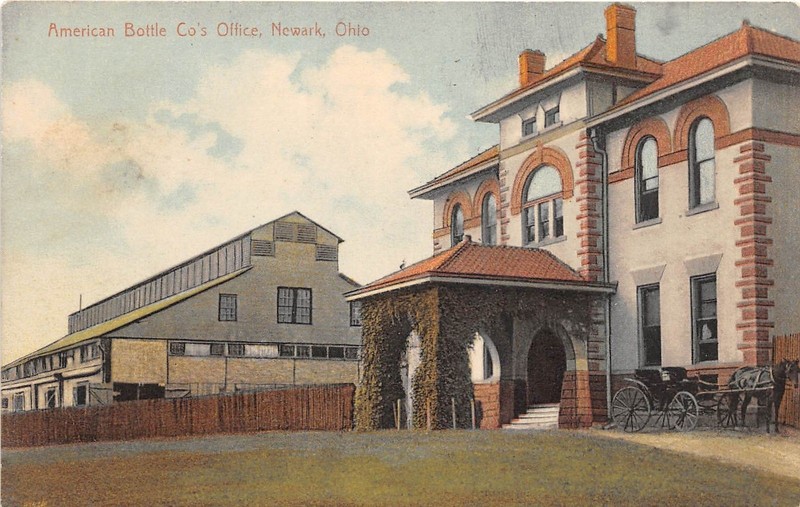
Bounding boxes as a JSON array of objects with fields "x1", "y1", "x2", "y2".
[{"x1": 2, "y1": 46, "x2": 464, "y2": 362}]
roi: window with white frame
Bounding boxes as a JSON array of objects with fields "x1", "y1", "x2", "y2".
[
  {"x1": 277, "y1": 287, "x2": 312, "y2": 324},
  {"x1": 692, "y1": 274, "x2": 718, "y2": 363},
  {"x1": 218, "y1": 294, "x2": 237, "y2": 321},
  {"x1": 635, "y1": 137, "x2": 659, "y2": 223},
  {"x1": 45, "y1": 387, "x2": 57, "y2": 409},
  {"x1": 450, "y1": 204, "x2": 464, "y2": 245},
  {"x1": 481, "y1": 193, "x2": 497, "y2": 245},
  {"x1": 689, "y1": 117, "x2": 716, "y2": 208},
  {"x1": 523, "y1": 165, "x2": 564, "y2": 244},
  {"x1": 638, "y1": 284, "x2": 661, "y2": 367}
]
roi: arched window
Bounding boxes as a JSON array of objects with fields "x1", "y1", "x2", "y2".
[
  {"x1": 523, "y1": 165, "x2": 564, "y2": 244},
  {"x1": 635, "y1": 137, "x2": 659, "y2": 223},
  {"x1": 451, "y1": 204, "x2": 464, "y2": 245},
  {"x1": 481, "y1": 193, "x2": 497, "y2": 245},
  {"x1": 689, "y1": 118, "x2": 715, "y2": 208}
]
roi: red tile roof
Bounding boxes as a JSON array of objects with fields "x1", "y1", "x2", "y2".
[
  {"x1": 348, "y1": 239, "x2": 605, "y2": 298},
  {"x1": 614, "y1": 22, "x2": 800, "y2": 108},
  {"x1": 481, "y1": 36, "x2": 663, "y2": 113}
]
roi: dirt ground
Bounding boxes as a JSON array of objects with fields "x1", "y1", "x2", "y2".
[{"x1": 594, "y1": 426, "x2": 800, "y2": 481}]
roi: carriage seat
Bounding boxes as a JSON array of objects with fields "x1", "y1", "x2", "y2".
[
  {"x1": 661, "y1": 367, "x2": 688, "y2": 383},
  {"x1": 634, "y1": 369, "x2": 662, "y2": 384}
]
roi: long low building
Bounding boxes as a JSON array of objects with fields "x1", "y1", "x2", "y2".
[{"x1": 2, "y1": 212, "x2": 363, "y2": 411}]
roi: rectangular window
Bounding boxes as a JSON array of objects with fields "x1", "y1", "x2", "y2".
[
  {"x1": 210, "y1": 343, "x2": 225, "y2": 356},
  {"x1": 45, "y1": 388, "x2": 57, "y2": 409},
  {"x1": 279, "y1": 344, "x2": 296, "y2": 357},
  {"x1": 244, "y1": 344, "x2": 279, "y2": 358},
  {"x1": 296, "y1": 345, "x2": 311, "y2": 358},
  {"x1": 311, "y1": 345, "x2": 328, "y2": 358},
  {"x1": 553, "y1": 198, "x2": 564, "y2": 238},
  {"x1": 185, "y1": 343, "x2": 211, "y2": 356},
  {"x1": 692, "y1": 275, "x2": 718, "y2": 363},
  {"x1": 74, "y1": 384, "x2": 87, "y2": 406},
  {"x1": 537, "y1": 201, "x2": 550, "y2": 241},
  {"x1": 277, "y1": 287, "x2": 312, "y2": 324},
  {"x1": 350, "y1": 301, "x2": 362, "y2": 327},
  {"x1": 525, "y1": 207, "x2": 536, "y2": 243},
  {"x1": 345, "y1": 347, "x2": 360, "y2": 360},
  {"x1": 80, "y1": 343, "x2": 100, "y2": 362},
  {"x1": 169, "y1": 342, "x2": 186, "y2": 356},
  {"x1": 638, "y1": 285, "x2": 662, "y2": 367},
  {"x1": 522, "y1": 117, "x2": 537, "y2": 137},
  {"x1": 315, "y1": 244, "x2": 338, "y2": 262},
  {"x1": 2, "y1": 398, "x2": 8, "y2": 409},
  {"x1": 219, "y1": 294, "x2": 238, "y2": 321},
  {"x1": 13, "y1": 393, "x2": 24, "y2": 412},
  {"x1": 328, "y1": 346, "x2": 345, "y2": 359},
  {"x1": 544, "y1": 106, "x2": 560, "y2": 127},
  {"x1": 228, "y1": 343, "x2": 245, "y2": 357}
]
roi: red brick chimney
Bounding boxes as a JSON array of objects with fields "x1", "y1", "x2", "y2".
[
  {"x1": 519, "y1": 49, "x2": 546, "y2": 87},
  {"x1": 605, "y1": 3, "x2": 637, "y2": 68}
]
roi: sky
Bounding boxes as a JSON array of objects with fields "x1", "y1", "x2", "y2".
[{"x1": 2, "y1": 2, "x2": 800, "y2": 363}]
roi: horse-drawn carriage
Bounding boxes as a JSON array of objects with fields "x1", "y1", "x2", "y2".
[{"x1": 611, "y1": 360, "x2": 799, "y2": 433}]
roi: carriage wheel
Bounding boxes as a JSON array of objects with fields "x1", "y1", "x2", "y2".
[
  {"x1": 611, "y1": 386, "x2": 651, "y2": 432},
  {"x1": 716, "y1": 394, "x2": 738, "y2": 428},
  {"x1": 668, "y1": 391, "x2": 699, "y2": 432}
]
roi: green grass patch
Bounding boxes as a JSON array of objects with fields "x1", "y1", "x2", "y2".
[{"x1": 4, "y1": 430, "x2": 800, "y2": 506}]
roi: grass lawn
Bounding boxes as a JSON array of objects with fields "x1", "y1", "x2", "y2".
[{"x1": 3, "y1": 429, "x2": 800, "y2": 506}]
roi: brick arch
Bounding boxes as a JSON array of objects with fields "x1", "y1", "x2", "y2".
[
  {"x1": 674, "y1": 95, "x2": 731, "y2": 152},
  {"x1": 443, "y1": 190, "x2": 473, "y2": 228},
  {"x1": 473, "y1": 178, "x2": 501, "y2": 218},
  {"x1": 510, "y1": 145, "x2": 574, "y2": 215},
  {"x1": 621, "y1": 116, "x2": 672, "y2": 172}
]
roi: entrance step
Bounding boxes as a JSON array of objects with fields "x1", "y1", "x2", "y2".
[{"x1": 503, "y1": 403, "x2": 560, "y2": 430}]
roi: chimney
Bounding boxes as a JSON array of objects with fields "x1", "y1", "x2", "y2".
[
  {"x1": 605, "y1": 3, "x2": 637, "y2": 68},
  {"x1": 519, "y1": 49, "x2": 546, "y2": 87}
]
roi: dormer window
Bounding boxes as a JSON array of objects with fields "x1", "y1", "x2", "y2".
[
  {"x1": 522, "y1": 117, "x2": 537, "y2": 137},
  {"x1": 544, "y1": 106, "x2": 560, "y2": 128}
]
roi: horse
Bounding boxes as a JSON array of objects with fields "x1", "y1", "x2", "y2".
[{"x1": 723, "y1": 359, "x2": 799, "y2": 433}]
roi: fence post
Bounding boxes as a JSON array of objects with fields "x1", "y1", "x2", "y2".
[
  {"x1": 451, "y1": 397, "x2": 456, "y2": 429},
  {"x1": 426, "y1": 399, "x2": 431, "y2": 431},
  {"x1": 471, "y1": 398, "x2": 476, "y2": 430},
  {"x1": 397, "y1": 399, "x2": 402, "y2": 430}
]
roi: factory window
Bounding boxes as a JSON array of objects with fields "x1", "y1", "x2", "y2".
[
  {"x1": 169, "y1": 342, "x2": 186, "y2": 356},
  {"x1": 228, "y1": 343, "x2": 245, "y2": 357},
  {"x1": 13, "y1": 393, "x2": 24, "y2": 412},
  {"x1": 80, "y1": 342, "x2": 100, "y2": 362},
  {"x1": 328, "y1": 346, "x2": 345, "y2": 359},
  {"x1": 279, "y1": 344, "x2": 296, "y2": 357},
  {"x1": 219, "y1": 294, "x2": 238, "y2": 321},
  {"x1": 277, "y1": 287, "x2": 312, "y2": 324},
  {"x1": 74, "y1": 384, "x2": 87, "y2": 406},
  {"x1": 345, "y1": 347, "x2": 360, "y2": 360},
  {"x1": 45, "y1": 388, "x2": 57, "y2": 409},
  {"x1": 2, "y1": 398, "x2": 8, "y2": 409},
  {"x1": 311, "y1": 346, "x2": 328, "y2": 358},
  {"x1": 296, "y1": 345, "x2": 311, "y2": 358},
  {"x1": 210, "y1": 343, "x2": 225, "y2": 356},
  {"x1": 350, "y1": 301, "x2": 362, "y2": 326}
]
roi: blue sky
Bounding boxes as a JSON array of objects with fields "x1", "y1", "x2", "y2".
[{"x1": 3, "y1": 2, "x2": 799, "y2": 363}]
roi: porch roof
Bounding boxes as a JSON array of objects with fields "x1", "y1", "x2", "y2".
[{"x1": 345, "y1": 238, "x2": 615, "y2": 301}]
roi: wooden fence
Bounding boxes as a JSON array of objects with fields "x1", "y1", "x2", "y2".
[
  {"x1": 774, "y1": 333, "x2": 800, "y2": 428},
  {"x1": 2, "y1": 383, "x2": 355, "y2": 448}
]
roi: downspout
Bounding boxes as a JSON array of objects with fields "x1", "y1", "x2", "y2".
[{"x1": 590, "y1": 127, "x2": 613, "y2": 423}]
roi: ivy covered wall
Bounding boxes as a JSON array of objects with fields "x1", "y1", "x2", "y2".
[{"x1": 354, "y1": 284, "x2": 600, "y2": 430}]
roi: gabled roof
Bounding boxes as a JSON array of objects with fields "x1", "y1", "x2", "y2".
[
  {"x1": 346, "y1": 239, "x2": 614, "y2": 300},
  {"x1": 613, "y1": 22, "x2": 800, "y2": 109},
  {"x1": 409, "y1": 145, "x2": 499, "y2": 199},
  {"x1": 472, "y1": 36, "x2": 662, "y2": 122},
  {"x1": 4, "y1": 267, "x2": 252, "y2": 370}
]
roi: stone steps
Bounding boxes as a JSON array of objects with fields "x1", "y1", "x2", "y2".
[{"x1": 503, "y1": 403, "x2": 560, "y2": 430}]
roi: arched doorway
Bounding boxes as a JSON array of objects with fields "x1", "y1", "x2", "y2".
[{"x1": 527, "y1": 329, "x2": 567, "y2": 405}]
